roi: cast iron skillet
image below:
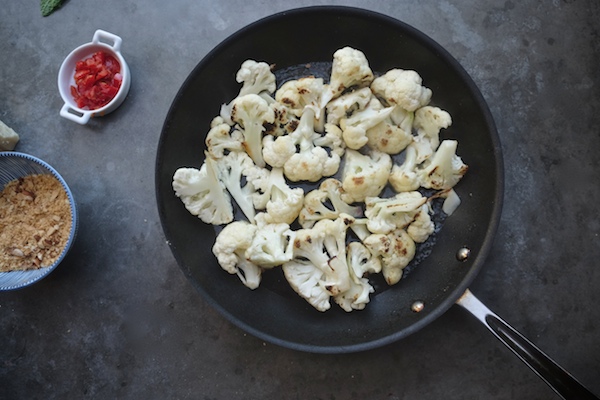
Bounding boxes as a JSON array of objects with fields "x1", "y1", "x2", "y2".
[{"x1": 156, "y1": 6, "x2": 597, "y2": 399}]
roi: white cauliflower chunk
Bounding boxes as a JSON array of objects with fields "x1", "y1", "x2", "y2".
[
  {"x1": 264, "y1": 108, "x2": 343, "y2": 182},
  {"x1": 333, "y1": 270, "x2": 374, "y2": 312},
  {"x1": 262, "y1": 133, "x2": 295, "y2": 169},
  {"x1": 216, "y1": 151, "x2": 263, "y2": 224},
  {"x1": 250, "y1": 167, "x2": 304, "y2": 225},
  {"x1": 212, "y1": 221, "x2": 262, "y2": 289},
  {"x1": 364, "y1": 192, "x2": 427, "y2": 234},
  {"x1": 389, "y1": 144, "x2": 421, "y2": 193},
  {"x1": 321, "y1": 46, "x2": 375, "y2": 108},
  {"x1": 406, "y1": 204, "x2": 435, "y2": 243},
  {"x1": 236, "y1": 59, "x2": 277, "y2": 98},
  {"x1": 418, "y1": 139, "x2": 468, "y2": 190},
  {"x1": 341, "y1": 149, "x2": 392, "y2": 203},
  {"x1": 325, "y1": 87, "x2": 372, "y2": 125},
  {"x1": 246, "y1": 222, "x2": 296, "y2": 268},
  {"x1": 365, "y1": 108, "x2": 414, "y2": 155},
  {"x1": 371, "y1": 69, "x2": 432, "y2": 111},
  {"x1": 440, "y1": 188, "x2": 461, "y2": 216},
  {"x1": 298, "y1": 178, "x2": 362, "y2": 229},
  {"x1": 230, "y1": 94, "x2": 275, "y2": 167},
  {"x1": 283, "y1": 216, "x2": 360, "y2": 311},
  {"x1": 205, "y1": 122, "x2": 244, "y2": 159},
  {"x1": 275, "y1": 77, "x2": 325, "y2": 118},
  {"x1": 412, "y1": 106, "x2": 453, "y2": 163},
  {"x1": 172, "y1": 156, "x2": 233, "y2": 225},
  {"x1": 414, "y1": 106, "x2": 452, "y2": 150},
  {"x1": 263, "y1": 101, "x2": 299, "y2": 137},
  {"x1": 346, "y1": 241, "x2": 382, "y2": 277},
  {"x1": 220, "y1": 60, "x2": 276, "y2": 124},
  {"x1": 282, "y1": 260, "x2": 332, "y2": 312},
  {"x1": 339, "y1": 99, "x2": 396, "y2": 150},
  {"x1": 363, "y1": 229, "x2": 416, "y2": 286}
]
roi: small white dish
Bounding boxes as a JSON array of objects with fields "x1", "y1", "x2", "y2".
[{"x1": 58, "y1": 29, "x2": 131, "y2": 125}]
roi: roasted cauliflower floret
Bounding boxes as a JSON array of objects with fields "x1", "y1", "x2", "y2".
[
  {"x1": 371, "y1": 69, "x2": 432, "y2": 111},
  {"x1": 299, "y1": 178, "x2": 362, "y2": 228},
  {"x1": 363, "y1": 229, "x2": 416, "y2": 286},
  {"x1": 212, "y1": 221, "x2": 261, "y2": 289},
  {"x1": 230, "y1": 94, "x2": 275, "y2": 168},
  {"x1": 172, "y1": 156, "x2": 233, "y2": 225},
  {"x1": 341, "y1": 149, "x2": 392, "y2": 203},
  {"x1": 418, "y1": 139, "x2": 468, "y2": 190},
  {"x1": 321, "y1": 46, "x2": 375, "y2": 108},
  {"x1": 263, "y1": 108, "x2": 343, "y2": 182}
]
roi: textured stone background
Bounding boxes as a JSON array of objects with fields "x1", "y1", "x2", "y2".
[{"x1": 1, "y1": 1, "x2": 599, "y2": 399}]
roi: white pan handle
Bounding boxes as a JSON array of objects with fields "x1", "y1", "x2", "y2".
[{"x1": 457, "y1": 289, "x2": 598, "y2": 400}]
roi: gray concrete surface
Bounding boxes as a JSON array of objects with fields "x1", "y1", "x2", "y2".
[{"x1": 1, "y1": 1, "x2": 599, "y2": 399}]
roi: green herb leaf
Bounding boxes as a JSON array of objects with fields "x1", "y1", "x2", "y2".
[{"x1": 41, "y1": 0, "x2": 64, "y2": 17}]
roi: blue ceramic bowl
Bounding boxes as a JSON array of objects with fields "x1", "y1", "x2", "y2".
[{"x1": 0, "y1": 152, "x2": 78, "y2": 290}]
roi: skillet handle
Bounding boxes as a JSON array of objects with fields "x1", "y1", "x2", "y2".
[{"x1": 457, "y1": 289, "x2": 599, "y2": 400}]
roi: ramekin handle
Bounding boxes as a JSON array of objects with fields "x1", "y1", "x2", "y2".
[
  {"x1": 60, "y1": 103, "x2": 91, "y2": 125},
  {"x1": 92, "y1": 29, "x2": 122, "y2": 52}
]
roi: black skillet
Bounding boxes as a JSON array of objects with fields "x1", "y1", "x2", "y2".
[{"x1": 155, "y1": 6, "x2": 597, "y2": 399}]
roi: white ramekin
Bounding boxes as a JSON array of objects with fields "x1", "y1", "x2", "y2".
[{"x1": 58, "y1": 29, "x2": 131, "y2": 125}]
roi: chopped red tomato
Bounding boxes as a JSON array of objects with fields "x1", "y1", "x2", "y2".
[{"x1": 70, "y1": 51, "x2": 122, "y2": 110}]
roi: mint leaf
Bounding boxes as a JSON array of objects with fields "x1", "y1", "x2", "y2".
[{"x1": 41, "y1": 0, "x2": 64, "y2": 17}]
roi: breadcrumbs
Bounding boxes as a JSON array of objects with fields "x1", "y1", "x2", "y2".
[{"x1": 0, "y1": 174, "x2": 72, "y2": 272}]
